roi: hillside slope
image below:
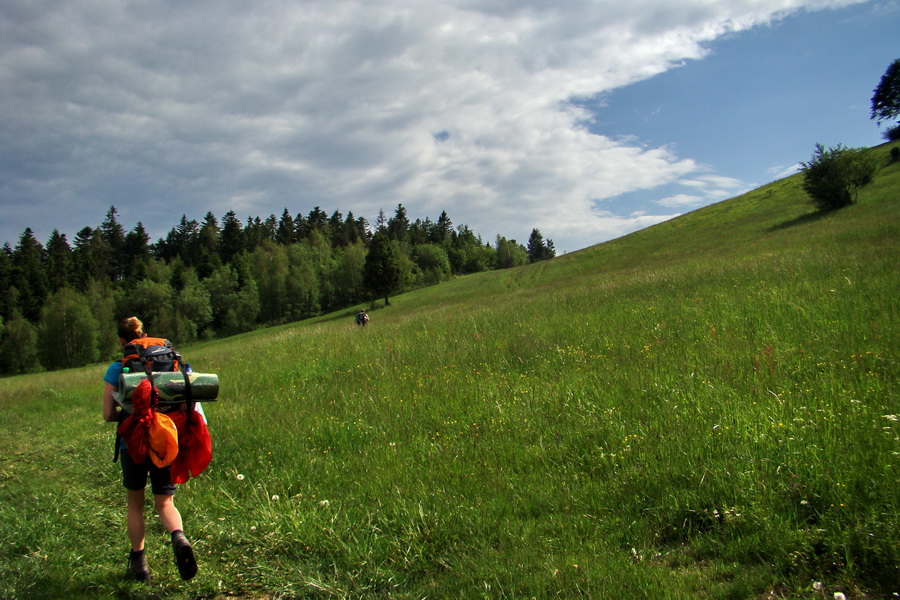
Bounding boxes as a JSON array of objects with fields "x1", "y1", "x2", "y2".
[{"x1": 0, "y1": 145, "x2": 897, "y2": 599}]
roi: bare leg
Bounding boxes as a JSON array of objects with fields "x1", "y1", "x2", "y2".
[
  {"x1": 156, "y1": 494, "x2": 197, "y2": 580},
  {"x1": 154, "y1": 494, "x2": 183, "y2": 534},
  {"x1": 126, "y1": 489, "x2": 151, "y2": 580},
  {"x1": 126, "y1": 489, "x2": 146, "y2": 551}
]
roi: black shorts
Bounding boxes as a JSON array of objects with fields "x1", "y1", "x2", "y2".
[{"x1": 120, "y1": 448, "x2": 177, "y2": 496}]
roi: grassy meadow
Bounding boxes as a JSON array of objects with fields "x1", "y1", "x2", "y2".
[{"x1": 0, "y1": 145, "x2": 898, "y2": 599}]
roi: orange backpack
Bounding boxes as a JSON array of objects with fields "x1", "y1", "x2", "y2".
[
  {"x1": 122, "y1": 337, "x2": 181, "y2": 373},
  {"x1": 116, "y1": 339, "x2": 212, "y2": 481}
]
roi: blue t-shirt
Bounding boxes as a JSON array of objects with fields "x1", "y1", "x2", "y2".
[
  {"x1": 104, "y1": 361, "x2": 126, "y2": 450},
  {"x1": 103, "y1": 361, "x2": 123, "y2": 387}
]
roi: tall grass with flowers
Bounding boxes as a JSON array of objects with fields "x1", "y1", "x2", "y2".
[{"x1": 1, "y1": 144, "x2": 898, "y2": 599}]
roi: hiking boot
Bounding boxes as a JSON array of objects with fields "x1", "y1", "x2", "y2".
[
  {"x1": 171, "y1": 530, "x2": 197, "y2": 580},
  {"x1": 128, "y1": 550, "x2": 150, "y2": 581}
]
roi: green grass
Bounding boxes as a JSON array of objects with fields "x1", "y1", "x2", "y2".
[{"x1": 1, "y1": 146, "x2": 898, "y2": 599}]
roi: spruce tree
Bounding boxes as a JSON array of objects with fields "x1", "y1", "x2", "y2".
[
  {"x1": 122, "y1": 222, "x2": 152, "y2": 281},
  {"x1": 434, "y1": 210, "x2": 453, "y2": 244},
  {"x1": 196, "y1": 212, "x2": 222, "y2": 278},
  {"x1": 100, "y1": 206, "x2": 126, "y2": 280},
  {"x1": 387, "y1": 204, "x2": 410, "y2": 242},
  {"x1": 329, "y1": 210, "x2": 346, "y2": 247},
  {"x1": 45, "y1": 229, "x2": 72, "y2": 292},
  {"x1": 276, "y1": 208, "x2": 295, "y2": 245},
  {"x1": 219, "y1": 211, "x2": 245, "y2": 263},
  {"x1": 526, "y1": 228, "x2": 556, "y2": 263},
  {"x1": 12, "y1": 228, "x2": 48, "y2": 322},
  {"x1": 0, "y1": 244, "x2": 13, "y2": 320},
  {"x1": 78, "y1": 227, "x2": 111, "y2": 284}
]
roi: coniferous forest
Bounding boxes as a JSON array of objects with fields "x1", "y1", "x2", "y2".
[{"x1": 0, "y1": 205, "x2": 556, "y2": 375}]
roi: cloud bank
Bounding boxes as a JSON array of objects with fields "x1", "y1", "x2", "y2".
[{"x1": 0, "y1": 0, "x2": 866, "y2": 251}]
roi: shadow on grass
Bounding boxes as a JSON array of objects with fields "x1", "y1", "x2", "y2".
[{"x1": 767, "y1": 209, "x2": 833, "y2": 232}]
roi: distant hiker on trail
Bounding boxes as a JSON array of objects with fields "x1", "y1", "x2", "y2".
[
  {"x1": 355, "y1": 309, "x2": 370, "y2": 326},
  {"x1": 102, "y1": 316, "x2": 199, "y2": 582}
]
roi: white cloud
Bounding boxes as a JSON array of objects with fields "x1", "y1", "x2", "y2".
[
  {"x1": 768, "y1": 163, "x2": 802, "y2": 180},
  {"x1": 655, "y1": 194, "x2": 706, "y2": 208},
  {"x1": 653, "y1": 174, "x2": 751, "y2": 210},
  {"x1": 0, "y1": 0, "x2": 869, "y2": 252}
]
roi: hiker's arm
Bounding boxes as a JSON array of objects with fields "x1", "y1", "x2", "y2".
[{"x1": 102, "y1": 383, "x2": 119, "y2": 422}]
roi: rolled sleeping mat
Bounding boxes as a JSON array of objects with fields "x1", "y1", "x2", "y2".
[{"x1": 118, "y1": 372, "x2": 219, "y2": 407}]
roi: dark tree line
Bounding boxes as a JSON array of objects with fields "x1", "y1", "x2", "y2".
[{"x1": 0, "y1": 205, "x2": 554, "y2": 374}]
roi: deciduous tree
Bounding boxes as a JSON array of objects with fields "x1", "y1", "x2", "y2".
[
  {"x1": 800, "y1": 144, "x2": 878, "y2": 210},
  {"x1": 364, "y1": 231, "x2": 403, "y2": 305},
  {"x1": 0, "y1": 311, "x2": 40, "y2": 374},
  {"x1": 413, "y1": 244, "x2": 451, "y2": 286},
  {"x1": 495, "y1": 236, "x2": 528, "y2": 269},
  {"x1": 38, "y1": 288, "x2": 99, "y2": 368},
  {"x1": 871, "y1": 58, "x2": 900, "y2": 125}
]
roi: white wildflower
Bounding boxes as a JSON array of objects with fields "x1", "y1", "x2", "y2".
[
  {"x1": 834, "y1": 593, "x2": 846, "y2": 600},
  {"x1": 319, "y1": 499, "x2": 330, "y2": 507},
  {"x1": 271, "y1": 494, "x2": 279, "y2": 501},
  {"x1": 813, "y1": 581, "x2": 824, "y2": 591},
  {"x1": 236, "y1": 474, "x2": 245, "y2": 481}
]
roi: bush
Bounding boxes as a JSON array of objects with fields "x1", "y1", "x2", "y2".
[
  {"x1": 800, "y1": 144, "x2": 879, "y2": 211},
  {"x1": 891, "y1": 147, "x2": 900, "y2": 163},
  {"x1": 883, "y1": 123, "x2": 900, "y2": 142}
]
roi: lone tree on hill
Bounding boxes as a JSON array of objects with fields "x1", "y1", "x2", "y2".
[
  {"x1": 871, "y1": 57, "x2": 900, "y2": 141},
  {"x1": 526, "y1": 229, "x2": 556, "y2": 263},
  {"x1": 363, "y1": 231, "x2": 403, "y2": 306},
  {"x1": 800, "y1": 144, "x2": 878, "y2": 211}
]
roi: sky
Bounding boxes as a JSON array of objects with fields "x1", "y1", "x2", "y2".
[{"x1": 1, "y1": 0, "x2": 897, "y2": 254}]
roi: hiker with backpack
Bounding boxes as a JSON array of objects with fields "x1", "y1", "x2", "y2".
[{"x1": 102, "y1": 316, "x2": 199, "y2": 582}]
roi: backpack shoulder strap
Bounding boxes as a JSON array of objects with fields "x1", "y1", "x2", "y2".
[{"x1": 112, "y1": 409, "x2": 126, "y2": 462}]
